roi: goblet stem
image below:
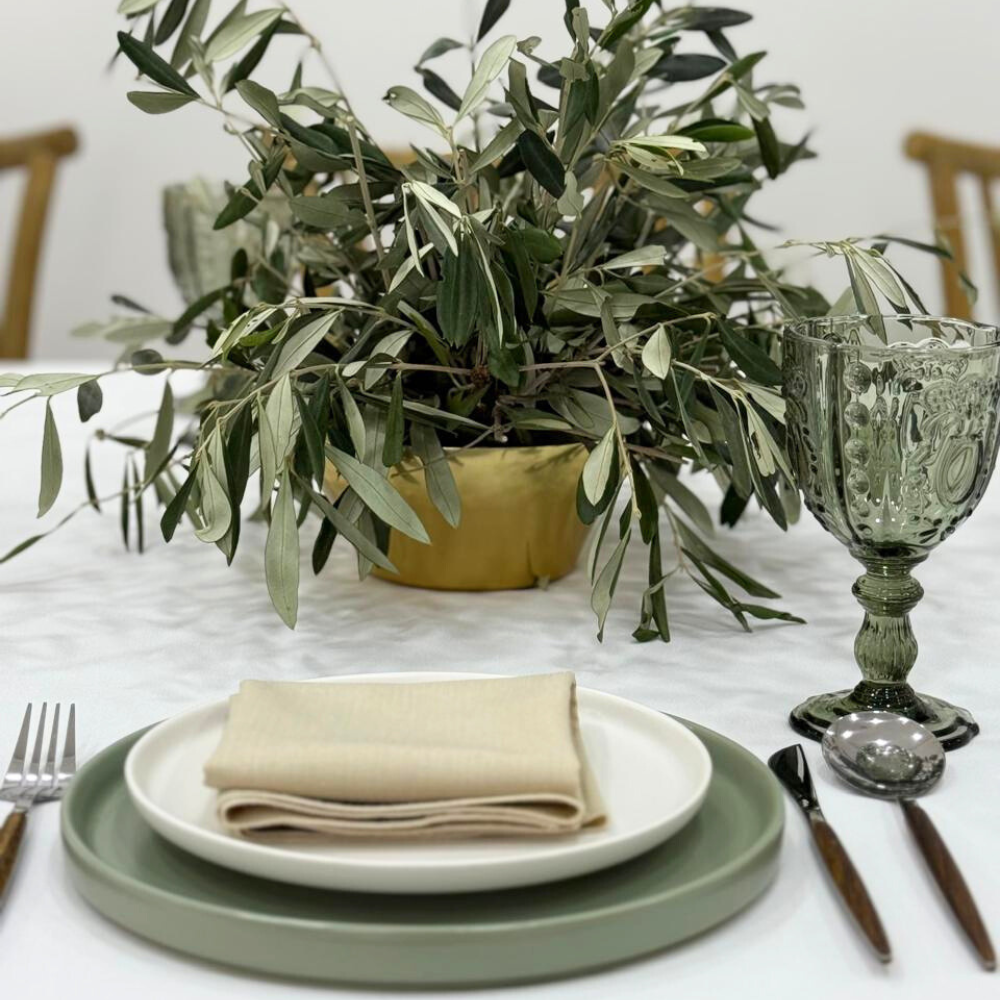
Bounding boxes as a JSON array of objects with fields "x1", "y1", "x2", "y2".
[{"x1": 849, "y1": 556, "x2": 925, "y2": 715}]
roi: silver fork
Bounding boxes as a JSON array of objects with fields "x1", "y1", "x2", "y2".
[{"x1": 0, "y1": 703, "x2": 76, "y2": 902}]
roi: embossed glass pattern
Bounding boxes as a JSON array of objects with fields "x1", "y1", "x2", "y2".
[{"x1": 782, "y1": 315, "x2": 1000, "y2": 749}]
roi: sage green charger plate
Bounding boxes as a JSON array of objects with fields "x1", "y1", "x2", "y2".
[{"x1": 62, "y1": 720, "x2": 783, "y2": 987}]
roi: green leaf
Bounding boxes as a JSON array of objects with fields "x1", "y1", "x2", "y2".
[
  {"x1": 265, "y1": 470, "x2": 299, "y2": 628},
  {"x1": 601, "y1": 246, "x2": 667, "y2": 270},
  {"x1": 599, "y1": 0, "x2": 654, "y2": 48},
  {"x1": 126, "y1": 90, "x2": 197, "y2": 114},
  {"x1": 591, "y1": 528, "x2": 631, "y2": 641},
  {"x1": 259, "y1": 374, "x2": 295, "y2": 499},
  {"x1": 37, "y1": 401, "x2": 63, "y2": 517},
  {"x1": 295, "y1": 388, "x2": 325, "y2": 484},
  {"x1": 418, "y1": 37, "x2": 464, "y2": 64},
  {"x1": 709, "y1": 385, "x2": 752, "y2": 497},
  {"x1": 8, "y1": 372, "x2": 98, "y2": 396},
  {"x1": 384, "y1": 85, "x2": 447, "y2": 136},
  {"x1": 477, "y1": 0, "x2": 511, "y2": 40},
  {"x1": 437, "y1": 244, "x2": 481, "y2": 346},
  {"x1": 326, "y1": 445, "x2": 430, "y2": 543},
  {"x1": 235, "y1": 79, "x2": 281, "y2": 126},
  {"x1": 660, "y1": 473, "x2": 714, "y2": 537},
  {"x1": 338, "y1": 379, "x2": 366, "y2": 457},
  {"x1": 753, "y1": 116, "x2": 781, "y2": 178},
  {"x1": 456, "y1": 34, "x2": 517, "y2": 121},
  {"x1": 130, "y1": 347, "x2": 165, "y2": 373},
  {"x1": 120, "y1": 461, "x2": 131, "y2": 550},
  {"x1": 131, "y1": 455, "x2": 145, "y2": 554},
  {"x1": 582, "y1": 428, "x2": 616, "y2": 505},
  {"x1": 295, "y1": 474, "x2": 397, "y2": 573},
  {"x1": 84, "y1": 445, "x2": 101, "y2": 513},
  {"x1": 468, "y1": 118, "x2": 524, "y2": 173},
  {"x1": 411, "y1": 423, "x2": 460, "y2": 528},
  {"x1": 117, "y1": 31, "x2": 198, "y2": 95},
  {"x1": 519, "y1": 227, "x2": 562, "y2": 262},
  {"x1": 204, "y1": 8, "x2": 282, "y2": 62},
  {"x1": 516, "y1": 130, "x2": 565, "y2": 197},
  {"x1": 418, "y1": 68, "x2": 462, "y2": 110},
  {"x1": 682, "y1": 7, "x2": 752, "y2": 31},
  {"x1": 194, "y1": 433, "x2": 232, "y2": 542},
  {"x1": 170, "y1": 0, "x2": 210, "y2": 68},
  {"x1": 154, "y1": 0, "x2": 190, "y2": 45},
  {"x1": 719, "y1": 322, "x2": 782, "y2": 386},
  {"x1": 381, "y1": 375, "x2": 405, "y2": 468},
  {"x1": 679, "y1": 118, "x2": 755, "y2": 142},
  {"x1": 119, "y1": 0, "x2": 161, "y2": 13},
  {"x1": 272, "y1": 311, "x2": 338, "y2": 378},
  {"x1": 161, "y1": 467, "x2": 196, "y2": 541},
  {"x1": 641, "y1": 325, "x2": 672, "y2": 379},
  {"x1": 144, "y1": 380, "x2": 174, "y2": 482},
  {"x1": 76, "y1": 380, "x2": 103, "y2": 422},
  {"x1": 651, "y1": 53, "x2": 726, "y2": 82},
  {"x1": 311, "y1": 516, "x2": 336, "y2": 575}
]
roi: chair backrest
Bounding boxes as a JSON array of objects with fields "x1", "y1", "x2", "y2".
[
  {"x1": 0, "y1": 127, "x2": 78, "y2": 358},
  {"x1": 905, "y1": 131, "x2": 1000, "y2": 320}
]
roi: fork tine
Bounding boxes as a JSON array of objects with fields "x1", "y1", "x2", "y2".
[
  {"x1": 42, "y1": 704, "x2": 61, "y2": 789},
  {"x1": 3, "y1": 705, "x2": 31, "y2": 783},
  {"x1": 60, "y1": 704, "x2": 77, "y2": 779},
  {"x1": 27, "y1": 703, "x2": 47, "y2": 788}
]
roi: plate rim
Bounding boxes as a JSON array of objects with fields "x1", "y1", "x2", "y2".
[
  {"x1": 122, "y1": 672, "x2": 714, "y2": 879},
  {"x1": 62, "y1": 717, "x2": 783, "y2": 937}
]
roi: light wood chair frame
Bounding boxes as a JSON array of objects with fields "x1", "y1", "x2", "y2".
[
  {"x1": 905, "y1": 131, "x2": 1000, "y2": 320},
  {"x1": 1, "y1": 127, "x2": 78, "y2": 358}
]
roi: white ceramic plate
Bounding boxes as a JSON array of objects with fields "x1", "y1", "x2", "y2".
[{"x1": 125, "y1": 673, "x2": 712, "y2": 895}]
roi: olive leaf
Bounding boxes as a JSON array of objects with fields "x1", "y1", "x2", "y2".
[
  {"x1": 37, "y1": 402, "x2": 63, "y2": 517},
  {"x1": 641, "y1": 325, "x2": 672, "y2": 379},
  {"x1": 77, "y1": 380, "x2": 104, "y2": 423},
  {"x1": 582, "y1": 428, "x2": 616, "y2": 504},
  {"x1": 456, "y1": 34, "x2": 517, "y2": 121},
  {"x1": 144, "y1": 380, "x2": 174, "y2": 481},
  {"x1": 477, "y1": 0, "x2": 511, "y2": 40},
  {"x1": 265, "y1": 469, "x2": 300, "y2": 628},
  {"x1": 204, "y1": 8, "x2": 282, "y2": 63},
  {"x1": 326, "y1": 446, "x2": 430, "y2": 543},
  {"x1": 411, "y1": 423, "x2": 461, "y2": 528},
  {"x1": 117, "y1": 31, "x2": 197, "y2": 95}
]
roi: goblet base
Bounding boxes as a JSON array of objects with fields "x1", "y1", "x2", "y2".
[{"x1": 789, "y1": 689, "x2": 979, "y2": 751}]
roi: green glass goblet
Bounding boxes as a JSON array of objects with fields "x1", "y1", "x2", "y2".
[{"x1": 782, "y1": 314, "x2": 1000, "y2": 749}]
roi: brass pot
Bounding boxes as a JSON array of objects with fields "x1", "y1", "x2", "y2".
[{"x1": 324, "y1": 443, "x2": 589, "y2": 591}]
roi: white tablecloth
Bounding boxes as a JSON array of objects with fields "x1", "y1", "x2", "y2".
[{"x1": 1, "y1": 363, "x2": 997, "y2": 999}]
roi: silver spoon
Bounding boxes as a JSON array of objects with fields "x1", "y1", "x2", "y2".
[{"x1": 823, "y1": 712, "x2": 996, "y2": 971}]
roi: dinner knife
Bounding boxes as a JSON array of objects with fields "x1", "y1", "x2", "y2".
[{"x1": 768, "y1": 744, "x2": 892, "y2": 963}]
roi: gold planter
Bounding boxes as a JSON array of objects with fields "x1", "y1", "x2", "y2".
[{"x1": 324, "y1": 443, "x2": 589, "y2": 591}]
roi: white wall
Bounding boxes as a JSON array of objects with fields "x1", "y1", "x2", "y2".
[{"x1": 2, "y1": 0, "x2": 999, "y2": 359}]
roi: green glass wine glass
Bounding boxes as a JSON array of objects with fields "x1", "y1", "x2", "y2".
[{"x1": 782, "y1": 314, "x2": 1000, "y2": 750}]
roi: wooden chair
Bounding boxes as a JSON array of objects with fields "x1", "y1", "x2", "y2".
[
  {"x1": 0, "y1": 127, "x2": 78, "y2": 358},
  {"x1": 905, "y1": 131, "x2": 1000, "y2": 320}
]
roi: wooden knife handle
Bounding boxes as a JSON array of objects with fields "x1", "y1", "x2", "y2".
[
  {"x1": 901, "y1": 799, "x2": 996, "y2": 971},
  {"x1": 809, "y1": 812, "x2": 892, "y2": 962},
  {"x1": 0, "y1": 810, "x2": 27, "y2": 902}
]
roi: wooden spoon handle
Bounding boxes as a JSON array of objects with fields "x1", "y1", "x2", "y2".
[
  {"x1": 0, "y1": 810, "x2": 28, "y2": 903},
  {"x1": 901, "y1": 798, "x2": 996, "y2": 971}
]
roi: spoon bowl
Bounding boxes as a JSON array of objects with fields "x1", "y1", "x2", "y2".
[{"x1": 822, "y1": 711, "x2": 945, "y2": 799}]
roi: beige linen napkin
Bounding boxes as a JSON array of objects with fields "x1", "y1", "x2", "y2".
[{"x1": 204, "y1": 673, "x2": 605, "y2": 839}]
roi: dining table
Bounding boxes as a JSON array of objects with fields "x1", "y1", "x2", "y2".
[{"x1": 1, "y1": 359, "x2": 997, "y2": 998}]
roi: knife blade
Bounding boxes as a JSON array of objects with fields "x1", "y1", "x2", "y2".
[{"x1": 768, "y1": 744, "x2": 892, "y2": 963}]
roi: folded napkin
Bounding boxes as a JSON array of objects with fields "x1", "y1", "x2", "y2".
[{"x1": 204, "y1": 673, "x2": 605, "y2": 839}]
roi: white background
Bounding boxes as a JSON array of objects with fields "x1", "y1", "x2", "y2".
[{"x1": 2, "y1": 0, "x2": 1000, "y2": 359}]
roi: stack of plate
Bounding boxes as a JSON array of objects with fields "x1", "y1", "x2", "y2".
[{"x1": 62, "y1": 673, "x2": 784, "y2": 986}]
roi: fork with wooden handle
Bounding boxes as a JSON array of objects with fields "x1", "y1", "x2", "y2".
[{"x1": 0, "y1": 704, "x2": 76, "y2": 902}]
